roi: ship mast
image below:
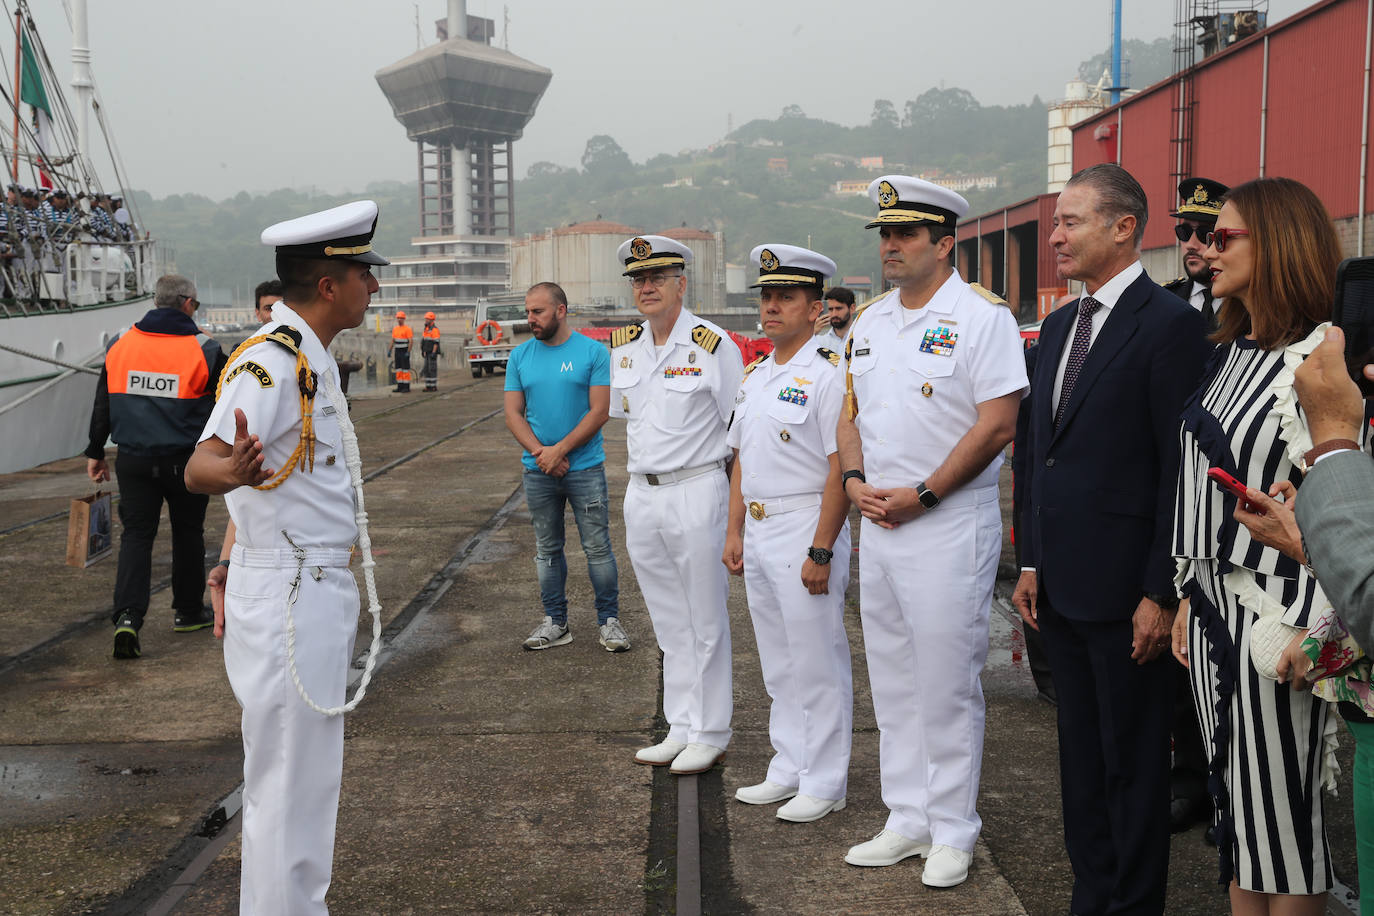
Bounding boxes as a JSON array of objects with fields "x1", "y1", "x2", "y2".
[{"x1": 70, "y1": 0, "x2": 92, "y2": 167}]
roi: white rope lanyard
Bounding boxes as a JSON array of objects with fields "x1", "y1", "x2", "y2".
[{"x1": 281, "y1": 369, "x2": 383, "y2": 717}]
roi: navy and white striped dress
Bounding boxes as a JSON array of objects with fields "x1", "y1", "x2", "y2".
[{"x1": 1173, "y1": 326, "x2": 1336, "y2": 895}]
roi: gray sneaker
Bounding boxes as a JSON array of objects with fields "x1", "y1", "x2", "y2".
[
  {"x1": 598, "y1": 617, "x2": 630, "y2": 652},
  {"x1": 523, "y1": 616, "x2": 572, "y2": 650}
]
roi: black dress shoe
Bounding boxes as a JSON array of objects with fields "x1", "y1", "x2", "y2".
[
  {"x1": 1203, "y1": 823, "x2": 1217, "y2": 846},
  {"x1": 1170, "y1": 797, "x2": 1208, "y2": 833}
]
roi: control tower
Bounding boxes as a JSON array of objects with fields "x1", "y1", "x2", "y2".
[{"x1": 376, "y1": 1, "x2": 552, "y2": 237}]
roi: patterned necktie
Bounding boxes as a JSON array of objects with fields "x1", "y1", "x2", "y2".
[
  {"x1": 1054, "y1": 295, "x2": 1102, "y2": 430},
  {"x1": 1200, "y1": 289, "x2": 1215, "y2": 330}
]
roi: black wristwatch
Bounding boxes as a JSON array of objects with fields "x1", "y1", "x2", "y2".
[
  {"x1": 841, "y1": 470, "x2": 866, "y2": 489},
  {"x1": 216, "y1": 559, "x2": 231, "y2": 569},
  {"x1": 916, "y1": 481, "x2": 940, "y2": 510},
  {"x1": 807, "y1": 546, "x2": 833, "y2": 565},
  {"x1": 1144, "y1": 591, "x2": 1180, "y2": 611}
]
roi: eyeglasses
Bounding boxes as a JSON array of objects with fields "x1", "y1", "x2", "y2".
[
  {"x1": 629, "y1": 274, "x2": 680, "y2": 289},
  {"x1": 1173, "y1": 223, "x2": 1209, "y2": 244},
  {"x1": 1204, "y1": 228, "x2": 1250, "y2": 252},
  {"x1": 179, "y1": 294, "x2": 201, "y2": 310}
]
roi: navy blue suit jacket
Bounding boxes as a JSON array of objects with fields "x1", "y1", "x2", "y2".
[{"x1": 1019, "y1": 270, "x2": 1209, "y2": 622}]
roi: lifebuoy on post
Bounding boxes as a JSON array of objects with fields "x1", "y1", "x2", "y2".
[{"x1": 476, "y1": 320, "x2": 503, "y2": 344}]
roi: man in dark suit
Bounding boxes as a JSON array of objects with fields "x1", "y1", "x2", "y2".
[
  {"x1": 1012, "y1": 164, "x2": 1209, "y2": 915},
  {"x1": 1162, "y1": 177, "x2": 1227, "y2": 335}
]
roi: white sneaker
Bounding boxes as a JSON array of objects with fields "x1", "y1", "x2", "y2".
[
  {"x1": 522, "y1": 616, "x2": 571, "y2": 650},
  {"x1": 734, "y1": 780, "x2": 798, "y2": 805},
  {"x1": 598, "y1": 617, "x2": 631, "y2": 652},
  {"x1": 844, "y1": 829, "x2": 932, "y2": 867},
  {"x1": 633, "y1": 739, "x2": 686, "y2": 766},
  {"x1": 669, "y1": 742, "x2": 726, "y2": 775},
  {"x1": 776, "y1": 794, "x2": 845, "y2": 823},
  {"x1": 921, "y1": 844, "x2": 972, "y2": 887}
]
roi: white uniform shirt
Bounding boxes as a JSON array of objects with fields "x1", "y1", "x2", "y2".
[
  {"x1": 200, "y1": 302, "x2": 357, "y2": 549},
  {"x1": 726, "y1": 344, "x2": 843, "y2": 501},
  {"x1": 609, "y1": 310, "x2": 745, "y2": 475},
  {"x1": 846, "y1": 273, "x2": 1027, "y2": 491}
]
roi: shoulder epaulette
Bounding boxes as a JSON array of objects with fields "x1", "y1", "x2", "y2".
[
  {"x1": 611, "y1": 324, "x2": 643, "y2": 348},
  {"x1": 852, "y1": 293, "x2": 883, "y2": 321},
  {"x1": 817, "y1": 346, "x2": 840, "y2": 367},
  {"x1": 969, "y1": 283, "x2": 1007, "y2": 305},
  {"x1": 1163, "y1": 275, "x2": 1190, "y2": 292},
  {"x1": 691, "y1": 323, "x2": 722, "y2": 354},
  {"x1": 742, "y1": 353, "x2": 769, "y2": 378},
  {"x1": 265, "y1": 325, "x2": 303, "y2": 354}
]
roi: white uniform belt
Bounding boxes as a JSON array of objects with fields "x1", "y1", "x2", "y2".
[
  {"x1": 743, "y1": 493, "x2": 821, "y2": 520},
  {"x1": 231, "y1": 544, "x2": 354, "y2": 568},
  {"x1": 635, "y1": 459, "x2": 725, "y2": 487}
]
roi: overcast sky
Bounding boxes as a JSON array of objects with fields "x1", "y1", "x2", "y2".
[{"x1": 25, "y1": 0, "x2": 1309, "y2": 201}]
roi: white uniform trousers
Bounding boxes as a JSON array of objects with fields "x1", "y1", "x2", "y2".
[
  {"x1": 743, "y1": 506, "x2": 853, "y2": 800},
  {"x1": 858, "y1": 484, "x2": 999, "y2": 853},
  {"x1": 623, "y1": 470, "x2": 733, "y2": 747},
  {"x1": 225, "y1": 546, "x2": 359, "y2": 916}
]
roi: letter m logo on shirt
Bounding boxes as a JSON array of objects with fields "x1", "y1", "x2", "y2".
[{"x1": 561, "y1": 361, "x2": 574, "y2": 373}]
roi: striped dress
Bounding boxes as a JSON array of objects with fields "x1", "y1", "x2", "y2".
[{"x1": 1173, "y1": 326, "x2": 1338, "y2": 895}]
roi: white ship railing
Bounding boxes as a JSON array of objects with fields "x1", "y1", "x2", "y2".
[{"x1": 0, "y1": 238, "x2": 157, "y2": 317}]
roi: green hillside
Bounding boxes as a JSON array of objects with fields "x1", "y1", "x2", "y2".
[{"x1": 131, "y1": 86, "x2": 1050, "y2": 299}]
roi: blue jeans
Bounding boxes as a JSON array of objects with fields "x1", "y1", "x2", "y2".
[{"x1": 522, "y1": 464, "x2": 619, "y2": 625}]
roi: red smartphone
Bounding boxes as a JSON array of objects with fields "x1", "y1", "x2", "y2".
[{"x1": 1206, "y1": 467, "x2": 1264, "y2": 514}]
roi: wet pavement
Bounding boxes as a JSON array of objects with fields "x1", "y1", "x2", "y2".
[{"x1": 0, "y1": 362, "x2": 1361, "y2": 915}]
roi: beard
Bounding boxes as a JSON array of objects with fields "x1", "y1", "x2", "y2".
[{"x1": 533, "y1": 317, "x2": 561, "y2": 340}]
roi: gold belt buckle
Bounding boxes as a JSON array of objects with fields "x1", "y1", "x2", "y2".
[{"x1": 748, "y1": 501, "x2": 766, "y2": 521}]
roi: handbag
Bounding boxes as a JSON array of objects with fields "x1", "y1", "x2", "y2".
[{"x1": 66, "y1": 489, "x2": 114, "y2": 568}]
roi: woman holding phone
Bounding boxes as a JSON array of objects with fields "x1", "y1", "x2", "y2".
[{"x1": 1170, "y1": 177, "x2": 1342, "y2": 915}]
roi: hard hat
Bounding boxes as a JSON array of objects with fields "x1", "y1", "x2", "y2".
[
  {"x1": 424, "y1": 311, "x2": 436, "y2": 320},
  {"x1": 395, "y1": 310, "x2": 406, "y2": 319}
]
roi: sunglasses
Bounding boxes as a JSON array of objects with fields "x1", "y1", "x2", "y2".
[
  {"x1": 1173, "y1": 223, "x2": 1210, "y2": 244},
  {"x1": 1204, "y1": 228, "x2": 1250, "y2": 252}
]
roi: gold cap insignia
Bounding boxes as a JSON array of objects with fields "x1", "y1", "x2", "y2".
[
  {"x1": 877, "y1": 180, "x2": 898, "y2": 209},
  {"x1": 630, "y1": 237, "x2": 652, "y2": 260},
  {"x1": 1191, "y1": 186, "x2": 1208, "y2": 204},
  {"x1": 759, "y1": 249, "x2": 780, "y2": 271}
]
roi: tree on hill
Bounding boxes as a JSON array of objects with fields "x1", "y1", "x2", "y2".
[
  {"x1": 870, "y1": 99, "x2": 899, "y2": 131},
  {"x1": 581, "y1": 135, "x2": 632, "y2": 175},
  {"x1": 1078, "y1": 37, "x2": 1173, "y2": 91}
]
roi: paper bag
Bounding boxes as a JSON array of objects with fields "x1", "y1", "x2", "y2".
[{"x1": 66, "y1": 490, "x2": 114, "y2": 568}]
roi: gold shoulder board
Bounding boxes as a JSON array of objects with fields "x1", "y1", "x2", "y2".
[
  {"x1": 691, "y1": 324, "x2": 722, "y2": 354},
  {"x1": 968, "y1": 283, "x2": 1008, "y2": 305},
  {"x1": 611, "y1": 324, "x2": 643, "y2": 348},
  {"x1": 742, "y1": 353, "x2": 769, "y2": 378},
  {"x1": 265, "y1": 325, "x2": 303, "y2": 355},
  {"x1": 817, "y1": 346, "x2": 840, "y2": 367}
]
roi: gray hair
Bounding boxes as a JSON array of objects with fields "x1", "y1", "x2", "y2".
[
  {"x1": 154, "y1": 274, "x2": 197, "y2": 308},
  {"x1": 1066, "y1": 164, "x2": 1148, "y2": 247}
]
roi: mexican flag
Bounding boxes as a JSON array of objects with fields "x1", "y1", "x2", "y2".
[{"x1": 19, "y1": 29, "x2": 53, "y2": 187}]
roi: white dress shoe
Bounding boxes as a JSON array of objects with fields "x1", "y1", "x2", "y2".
[
  {"x1": 634, "y1": 739, "x2": 686, "y2": 766},
  {"x1": 921, "y1": 844, "x2": 972, "y2": 887},
  {"x1": 843, "y1": 829, "x2": 932, "y2": 867},
  {"x1": 776, "y1": 794, "x2": 845, "y2": 823},
  {"x1": 734, "y1": 780, "x2": 797, "y2": 805},
  {"x1": 668, "y1": 742, "x2": 726, "y2": 775}
]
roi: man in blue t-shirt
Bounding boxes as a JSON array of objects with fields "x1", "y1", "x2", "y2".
[{"x1": 504, "y1": 282, "x2": 627, "y2": 652}]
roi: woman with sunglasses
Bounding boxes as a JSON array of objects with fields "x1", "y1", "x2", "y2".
[{"x1": 1170, "y1": 177, "x2": 1345, "y2": 915}]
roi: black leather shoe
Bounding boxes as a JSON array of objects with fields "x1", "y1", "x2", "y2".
[{"x1": 1170, "y1": 796, "x2": 1209, "y2": 833}]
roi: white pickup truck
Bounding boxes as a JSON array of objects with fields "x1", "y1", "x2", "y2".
[{"x1": 464, "y1": 296, "x2": 532, "y2": 378}]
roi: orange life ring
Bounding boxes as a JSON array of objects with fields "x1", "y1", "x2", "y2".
[{"x1": 476, "y1": 320, "x2": 503, "y2": 344}]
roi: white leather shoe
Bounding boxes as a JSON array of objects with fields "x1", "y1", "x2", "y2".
[
  {"x1": 844, "y1": 829, "x2": 932, "y2": 867},
  {"x1": 921, "y1": 844, "x2": 972, "y2": 887},
  {"x1": 734, "y1": 780, "x2": 797, "y2": 805},
  {"x1": 634, "y1": 739, "x2": 686, "y2": 766},
  {"x1": 776, "y1": 794, "x2": 845, "y2": 823},
  {"x1": 668, "y1": 742, "x2": 726, "y2": 775}
]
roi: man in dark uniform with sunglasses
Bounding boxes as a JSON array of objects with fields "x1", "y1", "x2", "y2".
[
  {"x1": 1162, "y1": 176, "x2": 1227, "y2": 839},
  {"x1": 1163, "y1": 177, "x2": 1227, "y2": 335}
]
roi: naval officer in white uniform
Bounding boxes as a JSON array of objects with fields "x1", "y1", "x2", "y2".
[
  {"x1": 837, "y1": 176, "x2": 1026, "y2": 886},
  {"x1": 723, "y1": 244, "x2": 853, "y2": 823},
  {"x1": 186, "y1": 200, "x2": 387, "y2": 914},
  {"x1": 611, "y1": 234, "x2": 745, "y2": 775}
]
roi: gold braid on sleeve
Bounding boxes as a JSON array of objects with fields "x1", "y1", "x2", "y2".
[{"x1": 217, "y1": 331, "x2": 317, "y2": 491}]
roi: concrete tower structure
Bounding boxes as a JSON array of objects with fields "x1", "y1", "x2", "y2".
[{"x1": 375, "y1": 1, "x2": 552, "y2": 237}]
